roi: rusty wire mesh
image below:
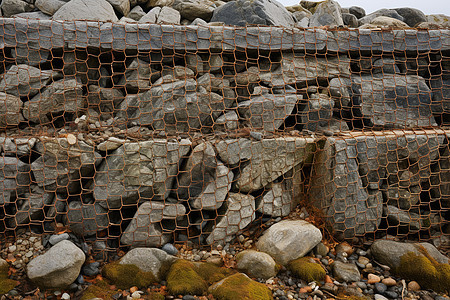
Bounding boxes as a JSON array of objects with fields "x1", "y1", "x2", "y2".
[{"x1": 0, "y1": 19, "x2": 449, "y2": 255}]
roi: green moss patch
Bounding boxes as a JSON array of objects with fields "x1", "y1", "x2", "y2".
[
  {"x1": 210, "y1": 273, "x2": 273, "y2": 300},
  {"x1": 0, "y1": 263, "x2": 18, "y2": 295},
  {"x1": 81, "y1": 280, "x2": 117, "y2": 300},
  {"x1": 102, "y1": 262, "x2": 158, "y2": 289},
  {"x1": 396, "y1": 251, "x2": 450, "y2": 293},
  {"x1": 166, "y1": 260, "x2": 235, "y2": 296},
  {"x1": 287, "y1": 257, "x2": 326, "y2": 283}
]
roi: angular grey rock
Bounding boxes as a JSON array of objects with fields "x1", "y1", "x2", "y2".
[
  {"x1": 97, "y1": 137, "x2": 127, "y2": 152},
  {"x1": 0, "y1": 157, "x2": 31, "y2": 205},
  {"x1": 23, "y1": 79, "x2": 85, "y2": 124},
  {"x1": 0, "y1": 92, "x2": 22, "y2": 128},
  {"x1": 0, "y1": 64, "x2": 57, "y2": 98},
  {"x1": 0, "y1": 0, "x2": 34, "y2": 17},
  {"x1": 156, "y1": 6, "x2": 181, "y2": 24},
  {"x1": 65, "y1": 201, "x2": 109, "y2": 236},
  {"x1": 27, "y1": 240, "x2": 85, "y2": 289},
  {"x1": 366, "y1": 16, "x2": 409, "y2": 28},
  {"x1": 35, "y1": 0, "x2": 66, "y2": 16},
  {"x1": 256, "y1": 220, "x2": 322, "y2": 265},
  {"x1": 309, "y1": 0, "x2": 344, "y2": 27},
  {"x1": 210, "y1": 0, "x2": 295, "y2": 27},
  {"x1": 93, "y1": 139, "x2": 191, "y2": 208},
  {"x1": 298, "y1": 94, "x2": 335, "y2": 132},
  {"x1": 172, "y1": 0, "x2": 215, "y2": 21},
  {"x1": 384, "y1": 187, "x2": 419, "y2": 210},
  {"x1": 384, "y1": 205, "x2": 422, "y2": 232},
  {"x1": 106, "y1": 0, "x2": 130, "y2": 16},
  {"x1": 139, "y1": 7, "x2": 160, "y2": 23},
  {"x1": 120, "y1": 206, "x2": 172, "y2": 248},
  {"x1": 214, "y1": 111, "x2": 239, "y2": 131},
  {"x1": 309, "y1": 137, "x2": 383, "y2": 238},
  {"x1": 238, "y1": 93, "x2": 301, "y2": 132},
  {"x1": 430, "y1": 76, "x2": 450, "y2": 113},
  {"x1": 11, "y1": 189, "x2": 54, "y2": 226},
  {"x1": 370, "y1": 240, "x2": 449, "y2": 270},
  {"x1": 177, "y1": 142, "x2": 233, "y2": 210},
  {"x1": 236, "y1": 250, "x2": 278, "y2": 280},
  {"x1": 215, "y1": 138, "x2": 253, "y2": 166},
  {"x1": 235, "y1": 137, "x2": 316, "y2": 193},
  {"x1": 372, "y1": 58, "x2": 400, "y2": 74},
  {"x1": 31, "y1": 137, "x2": 101, "y2": 194},
  {"x1": 53, "y1": 0, "x2": 119, "y2": 21},
  {"x1": 259, "y1": 54, "x2": 350, "y2": 87},
  {"x1": 342, "y1": 13, "x2": 358, "y2": 28},
  {"x1": 119, "y1": 248, "x2": 177, "y2": 281},
  {"x1": 394, "y1": 8, "x2": 427, "y2": 27},
  {"x1": 358, "y1": 8, "x2": 404, "y2": 25},
  {"x1": 127, "y1": 5, "x2": 146, "y2": 21},
  {"x1": 87, "y1": 85, "x2": 124, "y2": 116},
  {"x1": 332, "y1": 261, "x2": 361, "y2": 282},
  {"x1": 206, "y1": 193, "x2": 255, "y2": 245},
  {"x1": 11, "y1": 47, "x2": 50, "y2": 67},
  {"x1": 0, "y1": 137, "x2": 36, "y2": 156},
  {"x1": 348, "y1": 6, "x2": 365, "y2": 19},
  {"x1": 117, "y1": 58, "x2": 160, "y2": 92},
  {"x1": 351, "y1": 74, "x2": 436, "y2": 128}
]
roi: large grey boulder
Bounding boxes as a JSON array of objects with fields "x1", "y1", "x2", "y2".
[
  {"x1": 22, "y1": 79, "x2": 85, "y2": 124},
  {"x1": 351, "y1": 74, "x2": 436, "y2": 128},
  {"x1": 0, "y1": 157, "x2": 31, "y2": 205},
  {"x1": 119, "y1": 248, "x2": 177, "y2": 280},
  {"x1": 53, "y1": 0, "x2": 118, "y2": 21},
  {"x1": 93, "y1": 139, "x2": 191, "y2": 208},
  {"x1": 426, "y1": 14, "x2": 450, "y2": 28},
  {"x1": 0, "y1": 65, "x2": 57, "y2": 98},
  {"x1": 393, "y1": 8, "x2": 426, "y2": 27},
  {"x1": 27, "y1": 240, "x2": 85, "y2": 289},
  {"x1": 0, "y1": 92, "x2": 22, "y2": 128},
  {"x1": 177, "y1": 142, "x2": 233, "y2": 211},
  {"x1": 35, "y1": 0, "x2": 66, "y2": 16},
  {"x1": 309, "y1": 0, "x2": 344, "y2": 27},
  {"x1": 238, "y1": 93, "x2": 301, "y2": 132},
  {"x1": 236, "y1": 250, "x2": 278, "y2": 280},
  {"x1": 172, "y1": 0, "x2": 215, "y2": 21},
  {"x1": 210, "y1": 0, "x2": 295, "y2": 27},
  {"x1": 358, "y1": 8, "x2": 404, "y2": 25},
  {"x1": 206, "y1": 193, "x2": 256, "y2": 245},
  {"x1": 370, "y1": 240, "x2": 449, "y2": 270},
  {"x1": 256, "y1": 220, "x2": 322, "y2": 265},
  {"x1": 0, "y1": 0, "x2": 34, "y2": 17},
  {"x1": 120, "y1": 202, "x2": 182, "y2": 247}
]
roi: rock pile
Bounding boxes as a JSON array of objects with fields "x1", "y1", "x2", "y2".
[{"x1": 2, "y1": 0, "x2": 450, "y2": 29}]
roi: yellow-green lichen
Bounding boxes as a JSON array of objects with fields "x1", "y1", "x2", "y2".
[
  {"x1": 396, "y1": 250, "x2": 450, "y2": 293},
  {"x1": 81, "y1": 279, "x2": 117, "y2": 300},
  {"x1": 102, "y1": 262, "x2": 158, "y2": 290},
  {"x1": 166, "y1": 260, "x2": 208, "y2": 295},
  {"x1": 195, "y1": 262, "x2": 235, "y2": 285},
  {"x1": 287, "y1": 257, "x2": 326, "y2": 283},
  {"x1": 0, "y1": 263, "x2": 18, "y2": 295},
  {"x1": 210, "y1": 273, "x2": 273, "y2": 300}
]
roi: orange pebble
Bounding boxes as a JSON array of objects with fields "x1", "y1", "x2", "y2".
[
  {"x1": 130, "y1": 286, "x2": 138, "y2": 293},
  {"x1": 325, "y1": 275, "x2": 333, "y2": 284}
]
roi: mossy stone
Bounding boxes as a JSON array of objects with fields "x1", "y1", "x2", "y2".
[
  {"x1": 80, "y1": 280, "x2": 117, "y2": 300},
  {"x1": 102, "y1": 262, "x2": 158, "y2": 289},
  {"x1": 0, "y1": 263, "x2": 18, "y2": 295},
  {"x1": 166, "y1": 260, "x2": 208, "y2": 295},
  {"x1": 166, "y1": 260, "x2": 236, "y2": 296},
  {"x1": 396, "y1": 251, "x2": 450, "y2": 293},
  {"x1": 210, "y1": 273, "x2": 273, "y2": 300},
  {"x1": 287, "y1": 257, "x2": 326, "y2": 283}
]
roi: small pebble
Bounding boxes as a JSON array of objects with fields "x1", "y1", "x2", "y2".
[
  {"x1": 182, "y1": 296, "x2": 196, "y2": 300},
  {"x1": 382, "y1": 278, "x2": 396, "y2": 286},
  {"x1": 384, "y1": 291, "x2": 398, "y2": 298},
  {"x1": 131, "y1": 291, "x2": 142, "y2": 299},
  {"x1": 61, "y1": 293, "x2": 71, "y2": 300},
  {"x1": 408, "y1": 281, "x2": 421, "y2": 291},
  {"x1": 374, "y1": 294, "x2": 389, "y2": 300},
  {"x1": 49, "y1": 233, "x2": 70, "y2": 245},
  {"x1": 8, "y1": 245, "x2": 17, "y2": 252},
  {"x1": 82, "y1": 262, "x2": 100, "y2": 276},
  {"x1": 356, "y1": 282, "x2": 367, "y2": 289},
  {"x1": 375, "y1": 282, "x2": 387, "y2": 294},
  {"x1": 162, "y1": 243, "x2": 178, "y2": 255},
  {"x1": 368, "y1": 274, "x2": 381, "y2": 284}
]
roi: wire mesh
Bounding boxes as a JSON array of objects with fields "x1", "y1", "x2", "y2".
[{"x1": 0, "y1": 19, "x2": 449, "y2": 255}]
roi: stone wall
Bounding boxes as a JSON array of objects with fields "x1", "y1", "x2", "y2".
[{"x1": 0, "y1": 18, "x2": 449, "y2": 250}]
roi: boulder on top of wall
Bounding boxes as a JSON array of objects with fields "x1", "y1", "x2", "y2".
[
  {"x1": 426, "y1": 14, "x2": 450, "y2": 28},
  {"x1": 31, "y1": 137, "x2": 102, "y2": 194},
  {"x1": 0, "y1": 157, "x2": 31, "y2": 205},
  {"x1": 361, "y1": 16, "x2": 409, "y2": 29},
  {"x1": 22, "y1": 79, "x2": 85, "y2": 124},
  {"x1": 177, "y1": 142, "x2": 233, "y2": 211},
  {"x1": 53, "y1": 0, "x2": 119, "y2": 21},
  {"x1": 0, "y1": 92, "x2": 22, "y2": 128},
  {"x1": 206, "y1": 193, "x2": 256, "y2": 245},
  {"x1": 259, "y1": 54, "x2": 350, "y2": 88},
  {"x1": 127, "y1": 5, "x2": 146, "y2": 21},
  {"x1": 348, "y1": 6, "x2": 365, "y2": 19},
  {"x1": 106, "y1": 0, "x2": 131, "y2": 16},
  {"x1": 393, "y1": 8, "x2": 427, "y2": 27},
  {"x1": 0, "y1": 65, "x2": 58, "y2": 98},
  {"x1": 210, "y1": 0, "x2": 295, "y2": 27},
  {"x1": 358, "y1": 8, "x2": 404, "y2": 25},
  {"x1": 120, "y1": 202, "x2": 177, "y2": 247},
  {"x1": 350, "y1": 74, "x2": 436, "y2": 129},
  {"x1": 93, "y1": 139, "x2": 191, "y2": 209},
  {"x1": 308, "y1": 0, "x2": 344, "y2": 27},
  {"x1": 172, "y1": 0, "x2": 216, "y2": 21},
  {"x1": 342, "y1": 13, "x2": 358, "y2": 28},
  {"x1": 237, "y1": 92, "x2": 301, "y2": 132},
  {"x1": 0, "y1": 0, "x2": 34, "y2": 17},
  {"x1": 35, "y1": 0, "x2": 66, "y2": 16},
  {"x1": 233, "y1": 137, "x2": 316, "y2": 193}
]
